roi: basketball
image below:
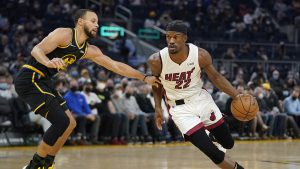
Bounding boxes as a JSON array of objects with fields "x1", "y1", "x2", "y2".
[{"x1": 230, "y1": 94, "x2": 259, "y2": 122}]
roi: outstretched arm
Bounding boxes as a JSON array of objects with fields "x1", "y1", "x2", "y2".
[
  {"x1": 148, "y1": 52, "x2": 164, "y2": 130},
  {"x1": 85, "y1": 45, "x2": 160, "y2": 87},
  {"x1": 198, "y1": 48, "x2": 239, "y2": 98}
]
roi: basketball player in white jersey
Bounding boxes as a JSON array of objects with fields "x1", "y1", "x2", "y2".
[{"x1": 148, "y1": 20, "x2": 244, "y2": 169}]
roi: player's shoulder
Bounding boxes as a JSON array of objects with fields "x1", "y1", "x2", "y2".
[
  {"x1": 51, "y1": 28, "x2": 72, "y2": 36},
  {"x1": 148, "y1": 52, "x2": 162, "y2": 75},
  {"x1": 198, "y1": 47, "x2": 212, "y2": 68},
  {"x1": 48, "y1": 28, "x2": 73, "y2": 45},
  {"x1": 198, "y1": 47, "x2": 210, "y2": 56},
  {"x1": 87, "y1": 44, "x2": 101, "y2": 53},
  {"x1": 148, "y1": 52, "x2": 162, "y2": 66},
  {"x1": 148, "y1": 52, "x2": 160, "y2": 61}
]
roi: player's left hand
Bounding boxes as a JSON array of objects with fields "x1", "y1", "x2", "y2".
[
  {"x1": 155, "y1": 107, "x2": 165, "y2": 130},
  {"x1": 144, "y1": 76, "x2": 161, "y2": 88}
]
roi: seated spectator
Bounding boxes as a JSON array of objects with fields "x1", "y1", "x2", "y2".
[
  {"x1": 64, "y1": 79, "x2": 100, "y2": 145},
  {"x1": 135, "y1": 84, "x2": 169, "y2": 142},
  {"x1": 122, "y1": 84, "x2": 152, "y2": 143},
  {"x1": 283, "y1": 86, "x2": 300, "y2": 127},
  {"x1": 94, "y1": 80, "x2": 125, "y2": 145},
  {"x1": 269, "y1": 70, "x2": 284, "y2": 100},
  {"x1": 110, "y1": 84, "x2": 130, "y2": 144},
  {"x1": 81, "y1": 81, "x2": 101, "y2": 144}
]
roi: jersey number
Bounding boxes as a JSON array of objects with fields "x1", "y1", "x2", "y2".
[{"x1": 175, "y1": 79, "x2": 191, "y2": 89}]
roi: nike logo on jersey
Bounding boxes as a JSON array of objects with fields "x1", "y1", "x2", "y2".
[
  {"x1": 187, "y1": 62, "x2": 194, "y2": 66},
  {"x1": 70, "y1": 44, "x2": 76, "y2": 47},
  {"x1": 80, "y1": 50, "x2": 84, "y2": 53}
]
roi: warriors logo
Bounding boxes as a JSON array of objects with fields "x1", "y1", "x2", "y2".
[{"x1": 57, "y1": 54, "x2": 76, "y2": 71}]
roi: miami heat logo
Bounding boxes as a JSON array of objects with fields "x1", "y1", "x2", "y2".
[
  {"x1": 57, "y1": 54, "x2": 77, "y2": 71},
  {"x1": 210, "y1": 111, "x2": 216, "y2": 121}
]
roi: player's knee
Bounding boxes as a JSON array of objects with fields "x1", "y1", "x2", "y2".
[
  {"x1": 222, "y1": 139, "x2": 234, "y2": 149},
  {"x1": 56, "y1": 113, "x2": 70, "y2": 135}
]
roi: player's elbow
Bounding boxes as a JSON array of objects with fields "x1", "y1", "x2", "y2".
[
  {"x1": 30, "y1": 46, "x2": 36, "y2": 56},
  {"x1": 31, "y1": 45, "x2": 41, "y2": 56}
]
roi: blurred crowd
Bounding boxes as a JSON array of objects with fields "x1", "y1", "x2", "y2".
[{"x1": 0, "y1": 0, "x2": 300, "y2": 146}]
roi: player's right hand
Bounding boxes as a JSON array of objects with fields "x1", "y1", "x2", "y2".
[
  {"x1": 155, "y1": 107, "x2": 165, "y2": 130},
  {"x1": 45, "y1": 58, "x2": 65, "y2": 68}
]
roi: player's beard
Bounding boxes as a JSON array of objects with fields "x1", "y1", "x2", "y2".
[
  {"x1": 83, "y1": 25, "x2": 95, "y2": 38},
  {"x1": 168, "y1": 48, "x2": 178, "y2": 54},
  {"x1": 168, "y1": 45, "x2": 179, "y2": 54}
]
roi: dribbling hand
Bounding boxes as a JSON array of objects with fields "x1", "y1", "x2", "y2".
[
  {"x1": 155, "y1": 107, "x2": 165, "y2": 130},
  {"x1": 45, "y1": 58, "x2": 65, "y2": 69},
  {"x1": 144, "y1": 76, "x2": 161, "y2": 88}
]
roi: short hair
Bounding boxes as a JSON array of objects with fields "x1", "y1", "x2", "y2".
[
  {"x1": 74, "y1": 9, "x2": 95, "y2": 25},
  {"x1": 166, "y1": 20, "x2": 188, "y2": 35}
]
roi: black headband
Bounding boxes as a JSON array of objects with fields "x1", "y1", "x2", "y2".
[{"x1": 166, "y1": 20, "x2": 187, "y2": 35}]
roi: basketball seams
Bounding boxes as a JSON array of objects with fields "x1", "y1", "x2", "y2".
[
  {"x1": 239, "y1": 96, "x2": 248, "y2": 114},
  {"x1": 247, "y1": 96, "x2": 252, "y2": 113},
  {"x1": 231, "y1": 104, "x2": 248, "y2": 116},
  {"x1": 231, "y1": 94, "x2": 258, "y2": 121}
]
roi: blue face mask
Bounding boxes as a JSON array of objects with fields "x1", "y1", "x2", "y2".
[
  {"x1": 0, "y1": 83, "x2": 8, "y2": 90},
  {"x1": 70, "y1": 71, "x2": 79, "y2": 77}
]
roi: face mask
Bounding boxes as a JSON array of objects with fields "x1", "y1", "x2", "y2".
[
  {"x1": 283, "y1": 90, "x2": 289, "y2": 97},
  {"x1": 116, "y1": 90, "x2": 123, "y2": 97},
  {"x1": 70, "y1": 86, "x2": 78, "y2": 92},
  {"x1": 122, "y1": 83, "x2": 127, "y2": 89},
  {"x1": 125, "y1": 93, "x2": 131, "y2": 98},
  {"x1": 96, "y1": 82, "x2": 106, "y2": 90},
  {"x1": 70, "y1": 71, "x2": 79, "y2": 77},
  {"x1": 273, "y1": 75, "x2": 279, "y2": 80},
  {"x1": 0, "y1": 83, "x2": 8, "y2": 90},
  {"x1": 85, "y1": 87, "x2": 92, "y2": 93},
  {"x1": 107, "y1": 86, "x2": 114, "y2": 92},
  {"x1": 258, "y1": 93, "x2": 264, "y2": 99}
]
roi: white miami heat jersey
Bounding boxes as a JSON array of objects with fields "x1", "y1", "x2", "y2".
[{"x1": 159, "y1": 43, "x2": 204, "y2": 101}]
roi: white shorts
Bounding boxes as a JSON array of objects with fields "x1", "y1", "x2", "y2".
[{"x1": 168, "y1": 89, "x2": 224, "y2": 136}]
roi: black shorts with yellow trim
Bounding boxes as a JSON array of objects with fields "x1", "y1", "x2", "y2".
[{"x1": 14, "y1": 66, "x2": 67, "y2": 117}]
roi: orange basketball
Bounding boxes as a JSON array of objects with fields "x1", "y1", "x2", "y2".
[{"x1": 230, "y1": 94, "x2": 259, "y2": 122}]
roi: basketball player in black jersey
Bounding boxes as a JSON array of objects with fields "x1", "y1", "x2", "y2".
[{"x1": 14, "y1": 9, "x2": 160, "y2": 169}]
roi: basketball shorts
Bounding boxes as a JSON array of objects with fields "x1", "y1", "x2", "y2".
[
  {"x1": 168, "y1": 89, "x2": 224, "y2": 136},
  {"x1": 14, "y1": 65, "x2": 68, "y2": 117}
]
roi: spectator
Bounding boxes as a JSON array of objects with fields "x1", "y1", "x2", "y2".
[
  {"x1": 283, "y1": 86, "x2": 300, "y2": 127},
  {"x1": 122, "y1": 85, "x2": 152, "y2": 143},
  {"x1": 269, "y1": 70, "x2": 285, "y2": 99},
  {"x1": 94, "y1": 80, "x2": 124, "y2": 145},
  {"x1": 64, "y1": 79, "x2": 100, "y2": 145},
  {"x1": 81, "y1": 81, "x2": 101, "y2": 144},
  {"x1": 110, "y1": 83, "x2": 130, "y2": 144},
  {"x1": 135, "y1": 84, "x2": 168, "y2": 142},
  {"x1": 144, "y1": 11, "x2": 157, "y2": 28}
]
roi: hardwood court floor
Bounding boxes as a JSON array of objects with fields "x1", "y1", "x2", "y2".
[{"x1": 1, "y1": 140, "x2": 300, "y2": 169}]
